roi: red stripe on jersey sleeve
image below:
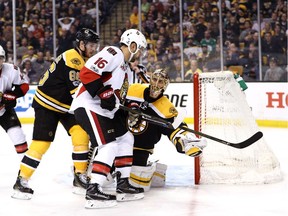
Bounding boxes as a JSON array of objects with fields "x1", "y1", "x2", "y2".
[{"x1": 80, "y1": 66, "x2": 101, "y2": 84}]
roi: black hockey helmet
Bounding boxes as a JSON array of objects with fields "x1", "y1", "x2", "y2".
[{"x1": 75, "y1": 28, "x2": 100, "y2": 46}]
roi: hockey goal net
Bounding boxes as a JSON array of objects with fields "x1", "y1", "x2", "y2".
[{"x1": 193, "y1": 71, "x2": 282, "y2": 184}]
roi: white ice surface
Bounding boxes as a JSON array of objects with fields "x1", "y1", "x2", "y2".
[{"x1": 0, "y1": 124, "x2": 287, "y2": 216}]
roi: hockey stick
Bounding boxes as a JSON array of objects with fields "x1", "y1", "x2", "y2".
[
  {"x1": 117, "y1": 104, "x2": 263, "y2": 149},
  {"x1": 86, "y1": 146, "x2": 98, "y2": 178}
]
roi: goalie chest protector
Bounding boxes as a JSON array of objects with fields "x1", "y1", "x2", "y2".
[{"x1": 127, "y1": 83, "x2": 178, "y2": 119}]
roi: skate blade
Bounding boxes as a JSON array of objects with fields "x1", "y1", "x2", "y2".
[
  {"x1": 85, "y1": 199, "x2": 117, "y2": 209},
  {"x1": 116, "y1": 192, "x2": 144, "y2": 202},
  {"x1": 72, "y1": 186, "x2": 86, "y2": 195},
  {"x1": 11, "y1": 190, "x2": 33, "y2": 200}
]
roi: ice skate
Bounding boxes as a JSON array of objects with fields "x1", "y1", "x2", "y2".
[
  {"x1": 116, "y1": 173, "x2": 144, "y2": 202},
  {"x1": 73, "y1": 172, "x2": 89, "y2": 195},
  {"x1": 85, "y1": 183, "x2": 117, "y2": 209},
  {"x1": 11, "y1": 176, "x2": 34, "y2": 200}
]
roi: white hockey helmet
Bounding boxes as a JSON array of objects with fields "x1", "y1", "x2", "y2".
[
  {"x1": 120, "y1": 29, "x2": 147, "y2": 57},
  {"x1": 0, "y1": 45, "x2": 5, "y2": 59}
]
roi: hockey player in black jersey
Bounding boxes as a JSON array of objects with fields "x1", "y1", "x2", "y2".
[
  {"x1": 125, "y1": 68, "x2": 207, "y2": 191},
  {"x1": 12, "y1": 28, "x2": 100, "y2": 200}
]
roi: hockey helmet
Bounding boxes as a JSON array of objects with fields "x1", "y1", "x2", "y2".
[
  {"x1": 75, "y1": 28, "x2": 100, "y2": 46},
  {"x1": 149, "y1": 68, "x2": 170, "y2": 98},
  {"x1": 0, "y1": 45, "x2": 5, "y2": 59},
  {"x1": 120, "y1": 29, "x2": 147, "y2": 57}
]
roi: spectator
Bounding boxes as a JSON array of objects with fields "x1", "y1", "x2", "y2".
[
  {"x1": 77, "y1": 6, "x2": 94, "y2": 29},
  {"x1": 261, "y1": 32, "x2": 283, "y2": 63},
  {"x1": 21, "y1": 46, "x2": 38, "y2": 66},
  {"x1": 2, "y1": 22, "x2": 13, "y2": 42},
  {"x1": 264, "y1": 57, "x2": 285, "y2": 81},
  {"x1": 260, "y1": 22, "x2": 274, "y2": 37},
  {"x1": 58, "y1": 17, "x2": 75, "y2": 31},
  {"x1": 37, "y1": 37, "x2": 49, "y2": 53},
  {"x1": 195, "y1": 14, "x2": 207, "y2": 42},
  {"x1": 141, "y1": 0, "x2": 150, "y2": 15},
  {"x1": 5, "y1": 40, "x2": 13, "y2": 63},
  {"x1": 200, "y1": 30, "x2": 216, "y2": 53},
  {"x1": 197, "y1": 44, "x2": 211, "y2": 69},
  {"x1": 43, "y1": 31, "x2": 53, "y2": 53},
  {"x1": 17, "y1": 37, "x2": 29, "y2": 59},
  {"x1": 243, "y1": 42, "x2": 259, "y2": 81},
  {"x1": 184, "y1": 59, "x2": 202, "y2": 81},
  {"x1": 22, "y1": 60, "x2": 37, "y2": 84},
  {"x1": 57, "y1": 29, "x2": 74, "y2": 56},
  {"x1": 129, "y1": 6, "x2": 144, "y2": 28},
  {"x1": 26, "y1": 30, "x2": 40, "y2": 51},
  {"x1": 31, "y1": 51, "x2": 50, "y2": 84}
]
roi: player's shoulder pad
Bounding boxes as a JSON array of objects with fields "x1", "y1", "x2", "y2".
[
  {"x1": 63, "y1": 49, "x2": 85, "y2": 70},
  {"x1": 102, "y1": 46, "x2": 123, "y2": 64},
  {"x1": 127, "y1": 83, "x2": 148, "y2": 101},
  {"x1": 3, "y1": 63, "x2": 19, "y2": 73},
  {"x1": 151, "y1": 96, "x2": 178, "y2": 119}
]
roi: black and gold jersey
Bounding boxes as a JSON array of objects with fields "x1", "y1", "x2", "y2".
[
  {"x1": 33, "y1": 48, "x2": 85, "y2": 113},
  {"x1": 126, "y1": 83, "x2": 178, "y2": 151}
]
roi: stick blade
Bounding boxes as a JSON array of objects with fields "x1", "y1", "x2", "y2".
[{"x1": 230, "y1": 131, "x2": 263, "y2": 149}]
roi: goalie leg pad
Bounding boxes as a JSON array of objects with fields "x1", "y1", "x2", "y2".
[
  {"x1": 129, "y1": 164, "x2": 156, "y2": 192},
  {"x1": 151, "y1": 163, "x2": 167, "y2": 188}
]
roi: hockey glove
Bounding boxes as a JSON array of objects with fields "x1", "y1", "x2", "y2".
[
  {"x1": 1, "y1": 91, "x2": 17, "y2": 110},
  {"x1": 127, "y1": 102, "x2": 142, "y2": 128},
  {"x1": 180, "y1": 133, "x2": 207, "y2": 157},
  {"x1": 96, "y1": 85, "x2": 116, "y2": 111}
]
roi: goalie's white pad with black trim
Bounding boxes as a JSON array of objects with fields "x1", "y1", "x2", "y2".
[
  {"x1": 151, "y1": 163, "x2": 167, "y2": 188},
  {"x1": 129, "y1": 162, "x2": 168, "y2": 191},
  {"x1": 129, "y1": 164, "x2": 156, "y2": 191}
]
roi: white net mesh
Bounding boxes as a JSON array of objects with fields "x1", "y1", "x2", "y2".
[{"x1": 196, "y1": 71, "x2": 282, "y2": 184}]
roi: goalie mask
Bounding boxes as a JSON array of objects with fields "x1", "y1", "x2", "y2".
[{"x1": 149, "y1": 69, "x2": 169, "y2": 98}]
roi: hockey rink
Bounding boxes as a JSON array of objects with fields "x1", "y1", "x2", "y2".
[{"x1": 0, "y1": 124, "x2": 287, "y2": 216}]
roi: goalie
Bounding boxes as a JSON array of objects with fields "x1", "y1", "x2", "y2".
[{"x1": 125, "y1": 68, "x2": 207, "y2": 191}]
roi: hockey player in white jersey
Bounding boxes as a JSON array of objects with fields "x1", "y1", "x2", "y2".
[
  {"x1": 0, "y1": 45, "x2": 29, "y2": 162},
  {"x1": 70, "y1": 29, "x2": 147, "y2": 209}
]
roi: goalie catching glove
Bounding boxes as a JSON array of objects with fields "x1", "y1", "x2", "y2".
[
  {"x1": 170, "y1": 125, "x2": 207, "y2": 157},
  {"x1": 0, "y1": 91, "x2": 17, "y2": 109}
]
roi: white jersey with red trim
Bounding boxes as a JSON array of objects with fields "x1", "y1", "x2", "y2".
[
  {"x1": 0, "y1": 63, "x2": 28, "y2": 116},
  {"x1": 70, "y1": 46, "x2": 131, "y2": 119}
]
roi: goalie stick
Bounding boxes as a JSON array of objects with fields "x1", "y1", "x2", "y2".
[{"x1": 117, "y1": 104, "x2": 263, "y2": 149}]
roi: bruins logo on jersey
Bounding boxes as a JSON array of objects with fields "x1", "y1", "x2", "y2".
[
  {"x1": 71, "y1": 58, "x2": 81, "y2": 66},
  {"x1": 127, "y1": 117, "x2": 148, "y2": 135}
]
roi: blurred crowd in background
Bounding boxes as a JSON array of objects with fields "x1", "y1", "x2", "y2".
[{"x1": 0, "y1": 0, "x2": 287, "y2": 84}]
